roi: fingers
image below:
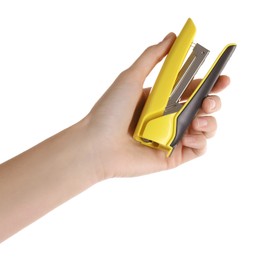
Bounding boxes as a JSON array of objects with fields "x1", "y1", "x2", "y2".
[
  {"x1": 210, "y1": 75, "x2": 230, "y2": 93},
  {"x1": 167, "y1": 73, "x2": 230, "y2": 166},
  {"x1": 180, "y1": 110, "x2": 218, "y2": 160},
  {"x1": 182, "y1": 134, "x2": 207, "y2": 151},
  {"x1": 180, "y1": 114, "x2": 217, "y2": 163},
  {"x1": 196, "y1": 95, "x2": 221, "y2": 117},
  {"x1": 181, "y1": 75, "x2": 230, "y2": 101},
  {"x1": 127, "y1": 32, "x2": 176, "y2": 84},
  {"x1": 181, "y1": 121, "x2": 211, "y2": 158},
  {"x1": 200, "y1": 95, "x2": 221, "y2": 114},
  {"x1": 191, "y1": 116, "x2": 217, "y2": 138}
]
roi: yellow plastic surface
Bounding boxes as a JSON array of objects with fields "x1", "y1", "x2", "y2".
[{"x1": 133, "y1": 18, "x2": 196, "y2": 154}]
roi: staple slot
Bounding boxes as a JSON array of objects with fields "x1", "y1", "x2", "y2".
[{"x1": 164, "y1": 44, "x2": 209, "y2": 115}]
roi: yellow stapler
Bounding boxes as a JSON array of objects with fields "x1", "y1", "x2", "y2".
[{"x1": 133, "y1": 18, "x2": 236, "y2": 156}]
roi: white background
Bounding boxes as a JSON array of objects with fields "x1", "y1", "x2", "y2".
[{"x1": 0, "y1": 0, "x2": 254, "y2": 259}]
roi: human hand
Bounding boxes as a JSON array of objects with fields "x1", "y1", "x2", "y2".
[
  {"x1": 84, "y1": 32, "x2": 230, "y2": 180},
  {"x1": 0, "y1": 32, "x2": 231, "y2": 242}
]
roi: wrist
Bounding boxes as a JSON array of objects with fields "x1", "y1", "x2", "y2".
[{"x1": 74, "y1": 116, "x2": 107, "y2": 186}]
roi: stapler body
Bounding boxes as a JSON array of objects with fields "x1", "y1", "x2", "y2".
[{"x1": 133, "y1": 18, "x2": 236, "y2": 156}]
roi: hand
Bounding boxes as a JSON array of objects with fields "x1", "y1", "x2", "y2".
[
  {"x1": 0, "y1": 32, "x2": 230, "y2": 241},
  {"x1": 84, "y1": 32, "x2": 230, "y2": 179}
]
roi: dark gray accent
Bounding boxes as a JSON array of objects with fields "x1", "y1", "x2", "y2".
[{"x1": 170, "y1": 45, "x2": 236, "y2": 148}]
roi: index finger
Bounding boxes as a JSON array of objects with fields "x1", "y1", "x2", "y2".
[{"x1": 181, "y1": 75, "x2": 230, "y2": 101}]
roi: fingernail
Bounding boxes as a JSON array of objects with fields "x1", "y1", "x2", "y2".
[{"x1": 208, "y1": 98, "x2": 216, "y2": 110}]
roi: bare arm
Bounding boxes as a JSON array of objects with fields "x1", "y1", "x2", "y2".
[
  {"x1": 0, "y1": 32, "x2": 229, "y2": 242},
  {"x1": 0, "y1": 120, "x2": 101, "y2": 242}
]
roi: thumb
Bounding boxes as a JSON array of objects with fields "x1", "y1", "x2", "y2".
[{"x1": 128, "y1": 32, "x2": 176, "y2": 84}]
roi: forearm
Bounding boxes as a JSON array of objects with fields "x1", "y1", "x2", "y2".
[
  {"x1": 0, "y1": 32, "x2": 228, "y2": 242},
  {"x1": 0, "y1": 117, "x2": 101, "y2": 242}
]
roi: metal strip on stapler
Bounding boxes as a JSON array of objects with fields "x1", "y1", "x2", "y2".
[
  {"x1": 133, "y1": 18, "x2": 236, "y2": 157},
  {"x1": 164, "y1": 43, "x2": 209, "y2": 115}
]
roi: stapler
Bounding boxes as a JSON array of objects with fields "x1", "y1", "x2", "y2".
[{"x1": 133, "y1": 18, "x2": 236, "y2": 157}]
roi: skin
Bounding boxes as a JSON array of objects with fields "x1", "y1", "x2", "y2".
[{"x1": 0, "y1": 32, "x2": 230, "y2": 242}]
